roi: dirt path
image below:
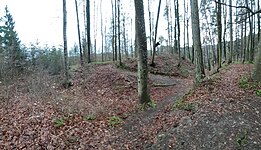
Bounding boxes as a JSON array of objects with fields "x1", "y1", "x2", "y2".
[
  {"x1": 103, "y1": 71, "x2": 193, "y2": 149},
  {"x1": 101, "y1": 64, "x2": 261, "y2": 149},
  {"x1": 151, "y1": 64, "x2": 261, "y2": 149}
]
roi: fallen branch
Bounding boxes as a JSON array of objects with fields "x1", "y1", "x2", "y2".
[{"x1": 152, "y1": 83, "x2": 176, "y2": 87}]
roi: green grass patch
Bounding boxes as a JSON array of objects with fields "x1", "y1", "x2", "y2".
[
  {"x1": 108, "y1": 116, "x2": 122, "y2": 127},
  {"x1": 53, "y1": 118, "x2": 65, "y2": 128},
  {"x1": 83, "y1": 114, "x2": 96, "y2": 121},
  {"x1": 148, "y1": 101, "x2": 157, "y2": 108},
  {"x1": 173, "y1": 98, "x2": 198, "y2": 112},
  {"x1": 138, "y1": 100, "x2": 157, "y2": 111},
  {"x1": 238, "y1": 76, "x2": 250, "y2": 89},
  {"x1": 238, "y1": 76, "x2": 260, "y2": 89}
]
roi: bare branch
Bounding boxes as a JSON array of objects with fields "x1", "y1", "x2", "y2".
[{"x1": 213, "y1": 0, "x2": 253, "y2": 13}]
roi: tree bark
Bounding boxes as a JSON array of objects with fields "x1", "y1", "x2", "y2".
[
  {"x1": 100, "y1": 0, "x2": 104, "y2": 62},
  {"x1": 228, "y1": 0, "x2": 233, "y2": 64},
  {"x1": 253, "y1": 40, "x2": 261, "y2": 81},
  {"x1": 63, "y1": 0, "x2": 69, "y2": 88},
  {"x1": 175, "y1": 0, "x2": 181, "y2": 67},
  {"x1": 111, "y1": 0, "x2": 115, "y2": 61},
  {"x1": 257, "y1": 0, "x2": 261, "y2": 41},
  {"x1": 74, "y1": 0, "x2": 83, "y2": 66},
  {"x1": 222, "y1": 1, "x2": 227, "y2": 62},
  {"x1": 117, "y1": 0, "x2": 122, "y2": 66},
  {"x1": 217, "y1": 0, "x2": 222, "y2": 70},
  {"x1": 114, "y1": 0, "x2": 118, "y2": 61},
  {"x1": 190, "y1": 0, "x2": 205, "y2": 83},
  {"x1": 151, "y1": 0, "x2": 162, "y2": 66},
  {"x1": 148, "y1": 0, "x2": 153, "y2": 56},
  {"x1": 86, "y1": 0, "x2": 91, "y2": 63},
  {"x1": 134, "y1": 0, "x2": 151, "y2": 104}
]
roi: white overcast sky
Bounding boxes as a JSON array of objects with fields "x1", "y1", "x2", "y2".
[
  {"x1": 0, "y1": 0, "x2": 77, "y2": 48},
  {"x1": 0, "y1": 0, "x2": 190, "y2": 50}
]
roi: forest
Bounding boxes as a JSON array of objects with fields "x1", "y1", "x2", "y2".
[{"x1": 0, "y1": 0, "x2": 260, "y2": 149}]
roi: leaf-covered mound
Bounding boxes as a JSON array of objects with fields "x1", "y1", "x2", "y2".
[{"x1": 124, "y1": 55, "x2": 195, "y2": 78}]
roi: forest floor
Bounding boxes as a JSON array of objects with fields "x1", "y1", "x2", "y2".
[{"x1": 0, "y1": 56, "x2": 260, "y2": 149}]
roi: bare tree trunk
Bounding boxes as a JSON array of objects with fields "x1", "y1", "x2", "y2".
[
  {"x1": 217, "y1": 0, "x2": 222, "y2": 71},
  {"x1": 83, "y1": 1, "x2": 87, "y2": 63},
  {"x1": 186, "y1": 1, "x2": 190, "y2": 60},
  {"x1": 117, "y1": 0, "x2": 122, "y2": 66},
  {"x1": 249, "y1": 1, "x2": 254, "y2": 63},
  {"x1": 243, "y1": 19, "x2": 247, "y2": 63},
  {"x1": 240, "y1": 21, "x2": 244, "y2": 62},
  {"x1": 130, "y1": 18, "x2": 134, "y2": 58},
  {"x1": 86, "y1": 0, "x2": 91, "y2": 63},
  {"x1": 148, "y1": 0, "x2": 153, "y2": 56},
  {"x1": 253, "y1": 40, "x2": 261, "y2": 81},
  {"x1": 151, "y1": 0, "x2": 162, "y2": 66},
  {"x1": 183, "y1": 0, "x2": 186, "y2": 59},
  {"x1": 175, "y1": 0, "x2": 181, "y2": 67},
  {"x1": 111, "y1": 0, "x2": 115, "y2": 61},
  {"x1": 190, "y1": 0, "x2": 205, "y2": 83},
  {"x1": 257, "y1": 0, "x2": 261, "y2": 41},
  {"x1": 207, "y1": 45, "x2": 211, "y2": 71},
  {"x1": 134, "y1": 0, "x2": 151, "y2": 104},
  {"x1": 63, "y1": 0, "x2": 69, "y2": 88},
  {"x1": 222, "y1": 1, "x2": 227, "y2": 62},
  {"x1": 75, "y1": 0, "x2": 83, "y2": 66},
  {"x1": 123, "y1": 16, "x2": 128, "y2": 59},
  {"x1": 114, "y1": 0, "x2": 118, "y2": 61},
  {"x1": 166, "y1": 0, "x2": 171, "y2": 53},
  {"x1": 93, "y1": 1, "x2": 97, "y2": 61},
  {"x1": 228, "y1": 0, "x2": 233, "y2": 64},
  {"x1": 100, "y1": 0, "x2": 104, "y2": 62}
]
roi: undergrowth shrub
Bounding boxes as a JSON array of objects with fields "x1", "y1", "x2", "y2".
[
  {"x1": 238, "y1": 76, "x2": 249, "y2": 89},
  {"x1": 256, "y1": 90, "x2": 261, "y2": 97},
  {"x1": 179, "y1": 66, "x2": 190, "y2": 77},
  {"x1": 108, "y1": 116, "x2": 122, "y2": 127},
  {"x1": 173, "y1": 98, "x2": 198, "y2": 112},
  {"x1": 53, "y1": 118, "x2": 65, "y2": 128},
  {"x1": 27, "y1": 69, "x2": 58, "y2": 103},
  {"x1": 84, "y1": 114, "x2": 96, "y2": 121}
]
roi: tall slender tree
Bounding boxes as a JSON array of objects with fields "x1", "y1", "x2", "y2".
[
  {"x1": 174, "y1": 0, "x2": 181, "y2": 67},
  {"x1": 86, "y1": 0, "x2": 91, "y2": 63},
  {"x1": 253, "y1": 39, "x2": 261, "y2": 81},
  {"x1": 134, "y1": 0, "x2": 151, "y2": 104},
  {"x1": 217, "y1": 0, "x2": 222, "y2": 70},
  {"x1": 222, "y1": 0, "x2": 227, "y2": 62},
  {"x1": 148, "y1": 0, "x2": 153, "y2": 56},
  {"x1": 75, "y1": 0, "x2": 83, "y2": 66},
  {"x1": 228, "y1": 0, "x2": 233, "y2": 64},
  {"x1": 100, "y1": 0, "x2": 104, "y2": 62},
  {"x1": 151, "y1": 0, "x2": 162, "y2": 66},
  {"x1": 117, "y1": 0, "x2": 122, "y2": 66},
  {"x1": 63, "y1": 0, "x2": 69, "y2": 88},
  {"x1": 190, "y1": 0, "x2": 205, "y2": 83}
]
